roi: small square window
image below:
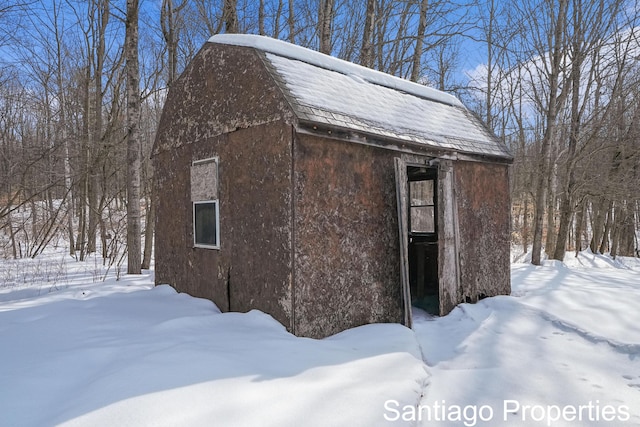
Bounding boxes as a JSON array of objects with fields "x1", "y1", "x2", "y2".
[
  {"x1": 411, "y1": 206, "x2": 435, "y2": 233},
  {"x1": 410, "y1": 180, "x2": 434, "y2": 205},
  {"x1": 191, "y1": 156, "x2": 220, "y2": 250},
  {"x1": 409, "y1": 179, "x2": 436, "y2": 233},
  {"x1": 193, "y1": 201, "x2": 219, "y2": 248}
]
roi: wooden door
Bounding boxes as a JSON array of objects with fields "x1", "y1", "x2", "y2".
[{"x1": 394, "y1": 157, "x2": 412, "y2": 327}]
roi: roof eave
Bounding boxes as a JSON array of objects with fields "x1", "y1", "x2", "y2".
[{"x1": 295, "y1": 120, "x2": 513, "y2": 165}]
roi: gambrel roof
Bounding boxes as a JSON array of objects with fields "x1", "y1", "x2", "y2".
[{"x1": 209, "y1": 34, "x2": 513, "y2": 161}]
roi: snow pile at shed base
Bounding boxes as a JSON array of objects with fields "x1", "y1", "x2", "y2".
[{"x1": 0, "y1": 249, "x2": 639, "y2": 426}]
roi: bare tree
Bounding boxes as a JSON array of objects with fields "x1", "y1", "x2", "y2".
[
  {"x1": 87, "y1": 0, "x2": 109, "y2": 255},
  {"x1": 360, "y1": 0, "x2": 376, "y2": 68},
  {"x1": 410, "y1": 0, "x2": 429, "y2": 82},
  {"x1": 125, "y1": 0, "x2": 141, "y2": 274},
  {"x1": 224, "y1": 0, "x2": 238, "y2": 33},
  {"x1": 51, "y1": 0, "x2": 76, "y2": 255},
  {"x1": 258, "y1": 0, "x2": 266, "y2": 35},
  {"x1": 318, "y1": 0, "x2": 334, "y2": 54},
  {"x1": 526, "y1": 0, "x2": 570, "y2": 265},
  {"x1": 288, "y1": 0, "x2": 295, "y2": 42},
  {"x1": 552, "y1": 0, "x2": 628, "y2": 260},
  {"x1": 161, "y1": 0, "x2": 187, "y2": 85}
]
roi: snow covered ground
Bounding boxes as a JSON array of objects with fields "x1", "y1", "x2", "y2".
[{"x1": 0, "y1": 249, "x2": 639, "y2": 426}]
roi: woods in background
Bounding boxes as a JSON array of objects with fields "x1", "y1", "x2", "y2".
[{"x1": 0, "y1": 0, "x2": 639, "y2": 265}]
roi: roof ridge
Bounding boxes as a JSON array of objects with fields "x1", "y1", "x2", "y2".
[{"x1": 208, "y1": 34, "x2": 463, "y2": 108}]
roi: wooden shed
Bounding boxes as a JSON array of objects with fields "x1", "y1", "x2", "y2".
[{"x1": 152, "y1": 34, "x2": 512, "y2": 338}]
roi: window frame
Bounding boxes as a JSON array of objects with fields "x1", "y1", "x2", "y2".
[
  {"x1": 407, "y1": 167, "x2": 437, "y2": 238},
  {"x1": 191, "y1": 156, "x2": 220, "y2": 250},
  {"x1": 193, "y1": 199, "x2": 220, "y2": 249}
]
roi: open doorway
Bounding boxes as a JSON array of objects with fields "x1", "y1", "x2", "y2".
[{"x1": 407, "y1": 166, "x2": 439, "y2": 314}]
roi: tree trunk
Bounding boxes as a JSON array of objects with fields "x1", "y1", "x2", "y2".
[
  {"x1": 258, "y1": 0, "x2": 265, "y2": 35},
  {"x1": 553, "y1": 0, "x2": 585, "y2": 261},
  {"x1": 77, "y1": 58, "x2": 92, "y2": 260},
  {"x1": 53, "y1": 0, "x2": 76, "y2": 256},
  {"x1": 224, "y1": 0, "x2": 238, "y2": 33},
  {"x1": 410, "y1": 0, "x2": 428, "y2": 82},
  {"x1": 599, "y1": 200, "x2": 613, "y2": 254},
  {"x1": 142, "y1": 194, "x2": 155, "y2": 270},
  {"x1": 272, "y1": 0, "x2": 284, "y2": 38},
  {"x1": 484, "y1": 0, "x2": 495, "y2": 128},
  {"x1": 100, "y1": 216, "x2": 108, "y2": 261},
  {"x1": 161, "y1": 0, "x2": 185, "y2": 85},
  {"x1": 318, "y1": 0, "x2": 333, "y2": 54},
  {"x1": 522, "y1": 195, "x2": 529, "y2": 253},
  {"x1": 610, "y1": 203, "x2": 622, "y2": 258},
  {"x1": 126, "y1": 0, "x2": 142, "y2": 275},
  {"x1": 88, "y1": 0, "x2": 110, "y2": 255},
  {"x1": 76, "y1": 178, "x2": 87, "y2": 258},
  {"x1": 288, "y1": 0, "x2": 295, "y2": 43},
  {"x1": 589, "y1": 198, "x2": 604, "y2": 252},
  {"x1": 554, "y1": 190, "x2": 572, "y2": 258},
  {"x1": 531, "y1": 0, "x2": 568, "y2": 265},
  {"x1": 573, "y1": 199, "x2": 585, "y2": 255},
  {"x1": 29, "y1": 199, "x2": 37, "y2": 257},
  {"x1": 544, "y1": 161, "x2": 557, "y2": 257},
  {"x1": 360, "y1": 0, "x2": 375, "y2": 68},
  {"x1": 618, "y1": 203, "x2": 635, "y2": 257},
  {"x1": 8, "y1": 211, "x2": 17, "y2": 259}
]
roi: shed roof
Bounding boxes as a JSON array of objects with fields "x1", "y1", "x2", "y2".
[{"x1": 209, "y1": 34, "x2": 512, "y2": 161}]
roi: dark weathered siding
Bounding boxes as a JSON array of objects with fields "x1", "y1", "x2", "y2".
[
  {"x1": 152, "y1": 43, "x2": 294, "y2": 156},
  {"x1": 293, "y1": 133, "x2": 403, "y2": 338},
  {"x1": 155, "y1": 122, "x2": 294, "y2": 329},
  {"x1": 217, "y1": 123, "x2": 293, "y2": 328},
  {"x1": 152, "y1": 42, "x2": 296, "y2": 330},
  {"x1": 454, "y1": 161, "x2": 511, "y2": 301},
  {"x1": 153, "y1": 40, "x2": 512, "y2": 338},
  {"x1": 154, "y1": 145, "x2": 199, "y2": 296}
]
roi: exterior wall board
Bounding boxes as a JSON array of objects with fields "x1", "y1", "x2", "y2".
[
  {"x1": 155, "y1": 121, "x2": 294, "y2": 330},
  {"x1": 152, "y1": 43, "x2": 294, "y2": 157},
  {"x1": 218, "y1": 123, "x2": 293, "y2": 328},
  {"x1": 293, "y1": 133, "x2": 403, "y2": 338},
  {"x1": 154, "y1": 144, "x2": 224, "y2": 303},
  {"x1": 153, "y1": 42, "x2": 296, "y2": 330},
  {"x1": 454, "y1": 161, "x2": 511, "y2": 300}
]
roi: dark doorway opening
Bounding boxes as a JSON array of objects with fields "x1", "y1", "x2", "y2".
[{"x1": 407, "y1": 166, "x2": 439, "y2": 314}]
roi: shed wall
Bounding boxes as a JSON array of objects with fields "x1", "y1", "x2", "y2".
[
  {"x1": 155, "y1": 141, "x2": 231, "y2": 304},
  {"x1": 152, "y1": 43, "x2": 294, "y2": 156},
  {"x1": 454, "y1": 160, "x2": 511, "y2": 300},
  {"x1": 153, "y1": 41, "x2": 297, "y2": 330},
  {"x1": 153, "y1": 40, "x2": 512, "y2": 338},
  {"x1": 154, "y1": 123, "x2": 294, "y2": 330},
  {"x1": 292, "y1": 133, "x2": 404, "y2": 338}
]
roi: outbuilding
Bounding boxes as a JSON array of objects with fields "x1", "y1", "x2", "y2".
[{"x1": 152, "y1": 34, "x2": 512, "y2": 338}]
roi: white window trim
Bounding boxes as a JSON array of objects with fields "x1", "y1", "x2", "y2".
[
  {"x1": 193, "y1": 199, "x2": 220, "y2": 250},
  {"x1": 191, "y1": 156, "x2": 220, "y2": 250},
  {"x1": 192, "y1": 156, "x2": 218, "y2": 166},
  {"x1": 191, "y1": 156, "x2": 219, "y2": 201}
]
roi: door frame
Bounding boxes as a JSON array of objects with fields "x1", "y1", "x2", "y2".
[
  {"x1": 394, "y1": 157, "x2": 412, "y2": 327},
  {"x1": 396, "y1": 157, "x2": 460, "y2": 322}
]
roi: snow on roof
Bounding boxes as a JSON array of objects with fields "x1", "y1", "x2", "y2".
[
  {"x1": 208, "y1": 34, "x2": 512, "y2": 159},
  {"x1": 209, "y1": 34, "x2": 461, "y2": 107}
]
